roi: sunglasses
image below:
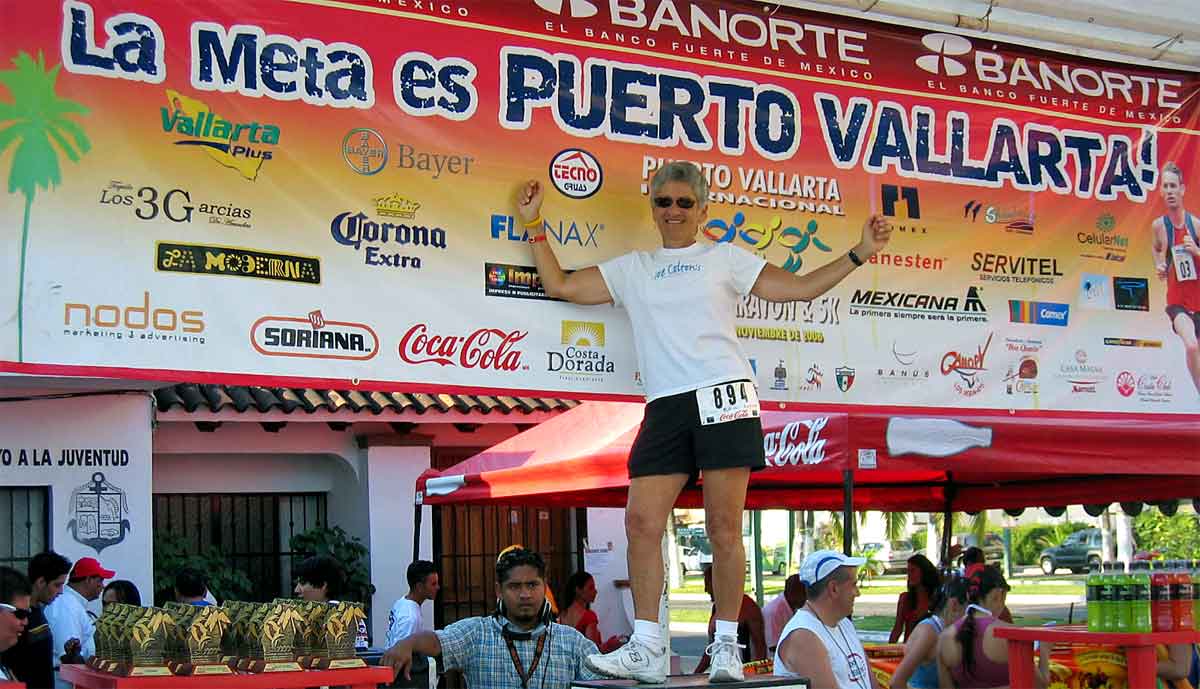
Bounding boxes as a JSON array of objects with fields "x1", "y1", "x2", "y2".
[
  {"x1": 0, "y1": 603, "x2": 31, "y2": 621},
  {"x1": 652, "y1": 196, "x2": 697, "y2": 209}
]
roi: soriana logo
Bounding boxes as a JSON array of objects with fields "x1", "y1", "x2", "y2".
[
  {"x1": 398, "y1": 324, "x2": 527, "y2": 371},
  {"x1": 251, "y1": 310, "x2": 378, "y2": 361},
  {"x1": 549, "y1": 148, "x2": 602, "y2": 199}
]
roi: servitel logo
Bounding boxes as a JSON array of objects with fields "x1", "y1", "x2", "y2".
[
  {"x1": 251, "y1": 310, "x2": 378, "y2": 361},
  {"x1": 331, "y1": 195, "x2": 446, "y2": 269},
  {"x1": 549, "y1": 320, "x2": 615, "y2": 378},
  {"x1": 398, "y1": 324, "x2": 527, "y2": 371}
]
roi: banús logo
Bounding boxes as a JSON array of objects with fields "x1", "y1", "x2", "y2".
[
  {"x1": 251, "y1": 310, "x2": 378, "y2": 361},
  {"x1": 399, "y1": 324, "x2": 527, "y2": 371}
]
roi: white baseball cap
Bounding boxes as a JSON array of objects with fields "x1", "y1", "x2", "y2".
[{"x1": 799, "y1": 550, "x2": 867, "y2": 585}]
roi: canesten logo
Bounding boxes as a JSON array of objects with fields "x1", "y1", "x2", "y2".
[
  {"x1": 63, "y1": 292, "x2": 204, "y2": 333},
  {"x1": 251, "y1": 311, "x2": 378, "y2": 361},
  {"x1": 915, "y1": 33, "x2": 971, "y2": 77},
  {"x1": 398, "y1": 324, "x2": 526, "y2": 370},
  {"x1": 549, "y1": 149, "x2": 603, "y2": 199},
  {"x1": 532, "y1": 0, "x2": 597, "y2": 18}
]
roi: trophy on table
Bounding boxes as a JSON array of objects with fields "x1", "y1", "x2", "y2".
[
  {"x1": 295, "y1": 601, "x2": 328, "y2": 668},
  {"x1": 242, "y1": 601, "x2": 305, "y2": 673},
  {"x1": 313, "y1": 601, "x2": 368, "y2": 670},
  {"x1": 120, "y1": 607, "x2": 177, "y2": 677},
  {"x1": 173, "y1": 605, "x2": 234, "y2": 675}
]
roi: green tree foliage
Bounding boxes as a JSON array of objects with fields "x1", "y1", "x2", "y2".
[
  {"x1": 1133, "y1": 511, "x2": 1200, "y2": 560},
  {"x1": 1010, "y1": 521, "x2": 1090, "y2": 565},
  {"x1": 290, "y1": 526, "x2": 376, "y2": 605},
  {"x1": 153, "y1": 532, "x2": 253, "y2": 606}
]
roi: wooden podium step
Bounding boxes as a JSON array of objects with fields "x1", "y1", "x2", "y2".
[{"x1": 572, "y1": 676, "x2": 810, "y2": 688}]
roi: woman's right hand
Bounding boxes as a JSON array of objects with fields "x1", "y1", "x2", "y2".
[{"x1": 517, "y1": 180, "x2": 544, "y2": 223}]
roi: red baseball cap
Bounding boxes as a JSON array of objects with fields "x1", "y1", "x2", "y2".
[{"x1": 71, "y1": 557, "x2": 115, "y2": 579}]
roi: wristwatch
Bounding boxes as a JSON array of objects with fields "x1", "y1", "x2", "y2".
[{"x1": 847, "y1": 249, "x2": 864, "y2": 267}]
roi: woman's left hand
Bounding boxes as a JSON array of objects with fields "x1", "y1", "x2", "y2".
[{"x1": 855, "y1": 214, "x2": 892, "y2": 260}]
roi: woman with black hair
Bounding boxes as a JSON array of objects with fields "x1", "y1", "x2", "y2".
[
  {"x1": 559, "y1": 571, "x2": 601, "y2": 647},
  {"x1": 937, "y1": 565, "x2": 1049, "y2": 688},
  {"x1": 101, "y1": 580, "x2": 141, "y2": 609},
  {"x1": 890, "y1": 554, "x2": 941, "y2": 643},
  {"x1": 891, "y1": 575, "x2": 967, "y2": 689}
]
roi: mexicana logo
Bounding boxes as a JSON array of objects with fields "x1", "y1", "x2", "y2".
[{"x1": 1008, "y1": 300, "x2": 1069, "y2": 326}]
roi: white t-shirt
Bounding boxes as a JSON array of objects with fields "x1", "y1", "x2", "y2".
[
  {"x1": 774, "y1": 608, "x2": 870, "y2": 689},
  {"x1": 386, "y1": 598, "x2": 424, "y2": 648},
  {"x1": 598, "y1": 241, "x2": 766, "y2": 401}
]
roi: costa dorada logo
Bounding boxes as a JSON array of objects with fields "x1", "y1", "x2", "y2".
[
  {"x1": 330, "y1": 197, "x2": 447, "y2": 269},
  {"x1": 549, "y1": 149, "x2": 602, "y2": 199},
  {"x1": 342, "y1": 128, "x2": 388, "y2": 175},
  {"x1": 251, "y1": 310, "x2": 378, "y2": 361},
  {"x1": 849, "y1": 287, "x2": 987, "y2": 323},
  {"x1": 63, "y1": 292, "x2": 205, "y2": 344},
  {"x1": 157, "y1": 242, "x2": 321, "y2": 285},
  {"x1": 763, "y1": 418, "x2": 830, "y2": 467},
  {"x1": 161, "y1": 89, "x2": 279, "y2": 181},
  {"x1": 99, "y1": 181, "x2": 252, "y2": 229},
  {"x1": 640, "y1": 156, "x2": 843, "y2": 216},
  {"x1": 533, "y1": 0, "x2": 597, "y2": 17},
  {"x1": 941, "y1": 333, "x2": 993, "y2": 397},
  {"x1": 972, "y1": 253, "x2": 1063, "y2": 285},
  {"x1": 1115, "y1": 370, "x2": 1136, "y2": 397},
  {"x1": 911, "y1": 32, "x2": 1183, "y2": 111},
  {"x1": 549, "y1": 320, "x2": 614, "y2": 378},
  {"x1": 398, "y1": 324, "x2": 527, "y2": 371}
]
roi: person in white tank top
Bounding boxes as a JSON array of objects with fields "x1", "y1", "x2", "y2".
[{"x1": 775, "y1": 550, "x2": 879, "y2": 689}]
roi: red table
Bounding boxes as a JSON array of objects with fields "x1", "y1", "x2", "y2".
[
  {"x1": 61, "y1": 663, "x2": 394, "y2": 689},
  {"x1": 993, "y1": 625, "x2": 1200, "y2": 689}
]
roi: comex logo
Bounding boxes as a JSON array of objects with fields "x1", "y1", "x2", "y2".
[
  {"x1": 532, "y1": 0, "x2": 597, "y2": 18},
  {"x1": 915, "y1": 33, "x2": 972, "y2": 77}
]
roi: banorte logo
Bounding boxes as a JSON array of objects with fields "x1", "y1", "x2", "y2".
[
  {"x1": 549, "y1": 149, "x2": 603, "y2": 199},
  {"x1": 532, "y1": 0, "x2": 598, "y2": 18},
  {"x1": 915, "y1": 33, "x2": 972, "y2": 77},
  {"x1": 398, "y1": 324, "x2": 527, "y2": 371}
]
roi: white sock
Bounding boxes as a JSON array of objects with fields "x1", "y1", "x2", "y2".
[
  {"x1": 632, "y1": 619, "x2": 663, "y2": 650},
  {"x1": 714, "y1": 619, "x2": 739, "y2": 640}
]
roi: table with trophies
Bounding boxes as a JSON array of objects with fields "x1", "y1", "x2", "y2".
[{"x1": 60, "y1": 599, "x2": 394, "y2": 688}]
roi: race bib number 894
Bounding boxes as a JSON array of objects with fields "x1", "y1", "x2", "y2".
[{"x1": 696, "y1": 380, "x2": 760, "y2": 426}]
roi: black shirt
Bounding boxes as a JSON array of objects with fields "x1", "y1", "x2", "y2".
[{"x1": 1, "y1": 605, "x2": 54, "y2": 688}]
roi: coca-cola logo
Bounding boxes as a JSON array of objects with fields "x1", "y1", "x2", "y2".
[
  {"x1": 398, "y1": 324, "x2": 527, "y2": 371},
  {"x1": 763, "y1": 418, "x2": 829, "y2": 466}
]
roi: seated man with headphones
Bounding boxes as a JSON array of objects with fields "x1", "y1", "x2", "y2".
[{"x1": 382, "y1": 547, "x2": 603, "y2": 688}]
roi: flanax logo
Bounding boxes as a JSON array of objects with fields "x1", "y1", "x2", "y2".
[{"x1": 160, "y1": 89, "x2": 281, "y2": 180}]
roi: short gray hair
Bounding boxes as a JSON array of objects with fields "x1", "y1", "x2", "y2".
[
  {"x1": 806, "y1": 565, "x2": 854, "y2": 600},
  {"x1": 649, "y1": 161, "x2": 708, "y2": 208}
]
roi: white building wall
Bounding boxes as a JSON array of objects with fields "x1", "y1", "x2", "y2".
[{"x1": 0, "y1": 393, "x2": 154, "y2": 614}]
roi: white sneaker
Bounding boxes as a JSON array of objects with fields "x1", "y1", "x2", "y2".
[
  {"x1": 585, "y1": 637, "x2": 668, "y2": 684},
  {"x1": 705, "y1": 634, "x2": 745, "y2": 683}
]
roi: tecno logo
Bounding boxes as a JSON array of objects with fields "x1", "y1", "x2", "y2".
[
  {"x1": 533, "y1": 0, "x2": 598, "y2": 18},
  {"x1": 64, "y1": 292, "x2": 204, "y2": 333},
  {"x1": 915, "y1": 33, "x2": 971, "y2": 77},
  {"x1": 549, "y1": 149, "x2": 603, "y2": 199}
]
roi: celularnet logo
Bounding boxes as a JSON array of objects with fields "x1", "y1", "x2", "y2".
[
  {"x1": 533, "y1": 0, "x2": 598, "y2": 17},
  {"x1": 915, "y1": 33, "x2": 971, "y2": 77}
]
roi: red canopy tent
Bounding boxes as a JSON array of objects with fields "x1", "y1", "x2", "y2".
[{"x1": 416, "y1": 402, "x2": 1200, "y2": 513}]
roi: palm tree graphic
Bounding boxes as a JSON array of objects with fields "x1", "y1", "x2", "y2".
[{"x1": 0, "y1": 51, "x2": 90, "y2": 362}]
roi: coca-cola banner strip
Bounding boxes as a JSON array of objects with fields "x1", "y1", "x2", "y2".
[{"x1": 2, "y1": 1, "x2": 1199, "y2": 416}]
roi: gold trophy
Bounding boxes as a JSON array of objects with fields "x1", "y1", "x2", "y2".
[
  {"x1": 242, "y1": 601, "x2": 304, "y2": 673},
  {"x1": 120, "y1": 607, "x2": 177, "y2": 677},
  {"x1": 295, "y1": 601, "x2": 327, "y2": 669},
  {"x1": 174, "y1": 606, "x2": 234, "y2": 675},
  {"x1": 235, "y1": 603, "x2": 266, "y2": 672},
  {"x1": 99, "y1": 603, "x2": 137, "y2": 674},
  {"x1": 220, "y1": 601, "x2": 250, "y2": 668},
  {"x1": 312, "y1": 601, "x2": 368, "y2": 670}
]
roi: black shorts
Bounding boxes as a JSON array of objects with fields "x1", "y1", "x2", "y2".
[
  {"x1": 1166, "y1": 304, "x2": 1200, "y2": 339},
  {"x1": 627, "y1": 380, "x2": 766, "y2": 480}
]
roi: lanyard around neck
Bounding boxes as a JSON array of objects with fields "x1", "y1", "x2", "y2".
[{"x1": 504, "y1": 630, "x2": 547, "y2": 689}]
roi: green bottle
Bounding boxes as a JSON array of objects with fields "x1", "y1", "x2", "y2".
[
  {"x1": 1086, "y1": 562, "x2": 1103, "y2": 631},
  {"x1": 1130, "y1": 561, "x2": 1152, "y2": 633},
  {"x1": 1098, "y1": 562, "x2": 1115, "y2": 632},
  {"x1": 1115, "y1": 561, "x2": 1132, "y2": 632}
]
